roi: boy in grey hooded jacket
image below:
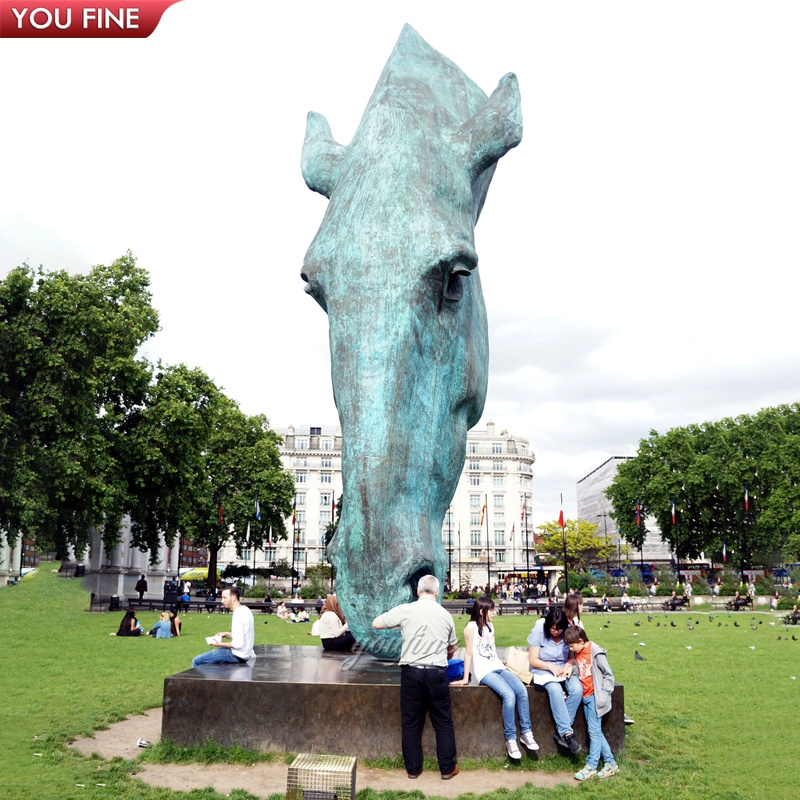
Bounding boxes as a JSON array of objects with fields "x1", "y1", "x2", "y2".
[{"x1": 564, "y1": 625, "x2": 619, "y2": 781}]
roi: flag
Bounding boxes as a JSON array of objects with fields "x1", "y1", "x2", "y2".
[
  {"x1": 722, "y1": 538, "x2": 727, "y2": 562},
  {"x1": 217, "y1": 496, "x2": 223, "y2": 524},
  {"x1": 245, "y1": 520, "x2": 251, "y2": 545},
  {"x1": 511, "y1": 523, "x2": 515, "y2": 541},
  {"x1": 291, "y1": 498, "x2": 296, "y2": 526},
  {"x1": 255, "y1": 493, "x2": 260, "y2": 521},
  {"x1": 671, "y1": 497, "x2": 676, "y2": 525},
  {"x1": 635, "y1": 499, "x2": 641, "y2": 527},
  {"x1": 744, "y1": 483, "x2": 749, "y2": 511},
  {"x1": 267, "y1": 525, "x2": 272, "y2": 547},
  {"x1": 558, "y1": 509, "x2": 565, "y2": 529},
  {"x1": 295, "y1": 528, "x2": 300, "y2": 544},
  {"x1": 331, "y1": 491, "x2": 336, "y2": 523},
  {"x1": 521, "y1": 499, "x2": 526, "y2": 523},
  {"x1": 480, "y1": 499, "x2": 486, "y2": 526}
]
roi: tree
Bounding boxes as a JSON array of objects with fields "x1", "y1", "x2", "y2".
[
  {"x1": 122, "y1": 364, "x2": 221, "y2": 557},
  {"x1": 536, "y1": 518, "x2": 615, "y2": 573},
  {"x1": 0, "y1": 254, "x2": 158, "y2": 558},
  {"x1": 606, "y1": 405, "x2": 800, "y2": 572},
  {"x1": 176, "y1": 395, "x2": 295, "y2": 587}
]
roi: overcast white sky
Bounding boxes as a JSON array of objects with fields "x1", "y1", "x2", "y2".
[{"x1": 2, "y1": 1, "x2": 799, "y2": 528}]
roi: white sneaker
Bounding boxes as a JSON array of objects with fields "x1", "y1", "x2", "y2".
[
  {"x1": 505, "y1": 739, "x2": 522, "y2": 759},
  {"x1": 520, "y1": 731, "x2": 539, "y2": 751}
]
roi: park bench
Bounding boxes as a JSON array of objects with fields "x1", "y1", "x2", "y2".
[{"x1": 726, "y1": 597, "x2": 754, "y2": 611}]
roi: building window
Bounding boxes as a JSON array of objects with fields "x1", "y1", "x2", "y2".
[
  {"x1": 297, "y1": 438, "x2": 309, "y2": 450},
  {"x1": 493, "y1": 460, "x2": 503, "y2": 471},
  {"x1": 293, "y1": 548, "x2": 305, "y2": 561},
  {"x1": 296, "y1": 493, "x2": 306, "y2": 506},
  {"x1": 442, "y1": 531, "x2": 454, "y2": 546},
  {"x1": 295, "y1": 471, "x2": 307, "y2": 484},
  {"x1": 520, "y1": 445, "x2": 527, "y2": 455},
  {"x1": 491, "y1": 442, "x2": 503, "y2": 454},
  {"x1": 470, "y1": 549, "x2": 482, "y2": 558},
  {"x1": 495, "y1": 550, "x2": 506, "y2": 563},
  {"x1": 319, "y1": 510, "x2": 331, "y2": 525},
  {"x1": 468, "y1": 442, "x2": 478, "y2": 453},
  {"x1": 321, "y1": 439, "x2": 333, "y2": 450},
  {"x1": 321, "y1": 457, "x2": 332, "y2": 468},
  {"x1": 493, "y1": 475, "x2": 504, "y2": 487},
  {"x1": 238, "y1": 548, "x2": 251, "y2": 561},
  {"x1": 470, "y1": 494, "x2": 481, "y2": 508},
  {"x1": 444, "y1": 509, "x2": 453, "y2": 526},
  {"x1": 494, "y1": 494, "x2": 504, "y2": 508},
  {"x1": 469, "y1": 475, "x2": 480, "y2": 486},
  {"x1": 296, "y1": 511, "x2": 306, "y2": 525},
  {"x1": 494, "y1": 532, "x2": 505, "y2": 546},
  {"x1": 493, "y1": 513, "x2": 504, "y2": 527},
  {"x1": 320, "y1": 492, "x2": 332, "y2": 507},
  {"x1": 264, "y1": 547, "x2": 276, "y2": 561},
  {"x1": 470, "y1": 532, "x2": 482, "y2": 546},
  {"x1": 295, "y1": 457, "x2": 307, "y2": 467},
  {"x1": 469, "y1": 460, "x2": 480, "y2": 471},
  {"x1": 470, "y1": 513, "x2": 481, "y2": 527},
  {"x1": 320, "y1": 472, "x2": 332, "y2": 484}
]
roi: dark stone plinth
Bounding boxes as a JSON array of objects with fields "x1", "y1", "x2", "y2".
[{"x1": 162, "y1": 646, "x2": 625, "y2": 759}]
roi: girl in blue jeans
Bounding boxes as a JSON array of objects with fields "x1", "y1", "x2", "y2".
[{"x1": 451, "y1": 596, "x2": 539, "y2": 759}]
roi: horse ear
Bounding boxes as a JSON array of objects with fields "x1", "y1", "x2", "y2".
[
  {"x1": 457, "y1": 73, "x2": 523, "y2": 181},
  {"x1": 301, "y1": 112, "x2": 347, "y2": 198}
]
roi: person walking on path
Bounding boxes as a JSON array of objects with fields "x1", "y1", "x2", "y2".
[
  {"x1": 372, "y1": 574, "x2": 459, "y2": 781},
  {"x1": 191, "y1": 586, "x2": 255, "y2": 667},
  {"x1": 135, "y1": 575, "x2": 148, "y2": 600},
  {"x1": 451, "y1": 596, "x2": 539, "y2": 759}
]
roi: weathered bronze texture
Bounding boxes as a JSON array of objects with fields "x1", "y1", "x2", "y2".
[
  {"x1": 300, "y1": 24, "x2": 523, "y2": 659},
  {"x1": 162, "y1": 647, "x2": 626, "y2": 759}
]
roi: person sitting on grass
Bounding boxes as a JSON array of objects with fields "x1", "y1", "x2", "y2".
[
  {"x1": 116, "y1": 609, "x2": 144, "y2": 636},
  {"x1": 169, "y1": 610, "x2": 182, "y2": 637},
  {"x1": 152, "y1": 611, "x2": 173, "y2": 638},
  {"x1": 563, "y1": 625, "x2": 619, "y2": 781}
]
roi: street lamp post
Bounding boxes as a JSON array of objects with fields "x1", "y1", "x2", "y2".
[{"x1": 597, "y1": 513, "x2": 609, "y2": 575}]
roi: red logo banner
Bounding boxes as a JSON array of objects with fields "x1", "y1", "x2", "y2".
[{"x1": 0, "y1": 0, "x2": 183, "y2": 38}]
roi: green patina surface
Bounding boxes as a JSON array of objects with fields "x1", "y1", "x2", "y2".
[{"x1": 301, "y1": 25, "x2": 522, "y2": 659}]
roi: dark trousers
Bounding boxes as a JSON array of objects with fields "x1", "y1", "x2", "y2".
[{"x1": 400, "y1": 665, "x2": 456, "y2": 775}]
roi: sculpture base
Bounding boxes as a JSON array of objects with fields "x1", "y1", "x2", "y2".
[{"x1": 162, "y1": 646, "x2": 625, "y2": 759}]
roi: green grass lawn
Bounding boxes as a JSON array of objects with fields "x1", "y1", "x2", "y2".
[{"x1": 3, "y1": 569, "x2": 798, "y2": 800}]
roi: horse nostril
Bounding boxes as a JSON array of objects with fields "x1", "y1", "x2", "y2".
[
  {"x1": 407, "y1": 566, "x2": 434, "y2": 600},
  {"x1": 301, "y1": 271, "x2": 309, "y2": 283},
  {"x1": 444, "y1": 272, "x2": 464, "y2": 302}
]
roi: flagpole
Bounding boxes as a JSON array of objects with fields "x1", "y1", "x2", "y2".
[
  {"x1": 560, "y1": 493, "x2": 568, "y2": 597},
  {"x1": 485, "y1": 493, "x2": 490, "y2": 594},
  {"x1": 524, "y1": 498, "x2": 530, "y2": 599},
  {"x1": 447, "y1": 506, "x2": 452, "y2": 592},
  {"x1": 458, "y1": 523, "x2": 462, "y2": 592}
]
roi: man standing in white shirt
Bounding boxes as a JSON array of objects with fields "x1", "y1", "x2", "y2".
[{"x1": 191, "y1": 586, "x2": 256, "y2": 667}]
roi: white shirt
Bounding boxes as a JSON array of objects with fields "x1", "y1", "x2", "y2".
[{"x1": 230, "y1": 605, "x2": 255, "y2": 660}]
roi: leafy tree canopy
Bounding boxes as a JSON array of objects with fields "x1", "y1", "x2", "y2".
[
  {"x1": 606, "y1": 404, "x2": 800, "y2": 571},
  {"x1": 536, "y1": 518, "x2": 615, "y2": 573},
  {"x1": 0, "y1": 253, "x2": 157, "y2": 557}
]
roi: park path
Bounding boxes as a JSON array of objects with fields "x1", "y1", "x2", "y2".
[{"x1": 70, "y1": 708, "x2": 572, "y2": 797}]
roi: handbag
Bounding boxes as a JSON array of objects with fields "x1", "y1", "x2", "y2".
[
  {"x1": 446, "y1": 658, "x2": 464, "y2": 681},
  {"x1": 503, "y1": 648, "x2": 532, "y2": 685}
]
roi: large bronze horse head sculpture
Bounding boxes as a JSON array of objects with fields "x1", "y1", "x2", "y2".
[{"x1": 301, "y1": 25, "x2": 522, "y2": 659}]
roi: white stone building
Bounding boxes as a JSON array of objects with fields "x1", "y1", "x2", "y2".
[{"x1": 218, "y1": 421, "x2": 536, "y2": 589}]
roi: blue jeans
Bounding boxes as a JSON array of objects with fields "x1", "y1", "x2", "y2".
[
  {"x1": 481, "y1": 669, "x2": 532, "y2": 740},
  {"x1": 538, "y1": 672, "x2": 582, "y2": 737},
  {"x1": 582, "y1": 693, "x2": 616, "y2": 769},
  {"x1": 192, "y1": 648, "x2": 241, "y2": 668}
]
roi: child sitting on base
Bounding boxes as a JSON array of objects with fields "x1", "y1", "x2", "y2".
[{"x1": 563, "y1": 625, "x2": 619, "y2": 781}]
